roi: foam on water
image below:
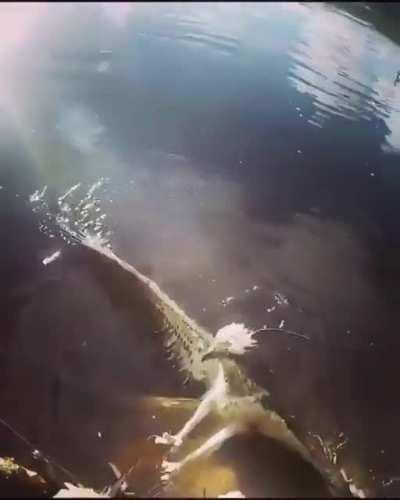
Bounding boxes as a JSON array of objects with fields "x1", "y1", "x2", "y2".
[{"x1": 29, "y1": 177, "x2": 113, "y2": 250}]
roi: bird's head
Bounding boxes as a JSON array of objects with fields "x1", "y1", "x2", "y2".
[{"x1": 201, "y1": 322, "x2": 258, "y2": 362}]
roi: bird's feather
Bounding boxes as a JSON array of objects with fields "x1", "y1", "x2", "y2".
[{"x1": 76, "y1": 235, "x2": 214, "y2": 383}]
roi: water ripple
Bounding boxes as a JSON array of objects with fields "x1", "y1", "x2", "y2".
[{"x1": 288, "y1": 3, "x2": 400, "y2": 148}]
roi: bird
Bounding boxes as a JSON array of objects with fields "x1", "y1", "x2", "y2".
[
  {"x1": 31, "y1": 180, "x2": 369, "y2": 497},
  {"x1": 61, "y1": 231, "x2": 369, "y2": 498}
]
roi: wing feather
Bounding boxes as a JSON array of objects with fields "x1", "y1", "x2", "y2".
[{"x1": 76, "y1": 236, "x2": 214, "y2": 383}]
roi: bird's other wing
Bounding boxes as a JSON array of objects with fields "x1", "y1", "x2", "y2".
[
  {"x1": 72, "y1": 235, "x2": 214, "y2": 384},
  {"x1": 234, "y1": 331, "x2": 373, "y2": 497}
]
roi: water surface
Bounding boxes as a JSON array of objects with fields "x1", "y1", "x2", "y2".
[{"x1": 1, "y1": 2, "x2": 400, "y2": 497}]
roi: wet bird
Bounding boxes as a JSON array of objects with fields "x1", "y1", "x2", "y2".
[{"x1": 66, "y1": 233, "x2": 368, "y2": 498}]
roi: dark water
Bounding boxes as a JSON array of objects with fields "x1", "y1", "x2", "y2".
[{"x1": 1, "y1": 2, "x2": 400, "y2": 497}]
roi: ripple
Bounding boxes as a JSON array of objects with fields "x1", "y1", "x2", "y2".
[{"x1": 288, "y1": 3, "x2": 400, "y2": 150}]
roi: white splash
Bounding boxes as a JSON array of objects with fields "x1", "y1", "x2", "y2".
[
  {"x1": 30, "y1": 178, "x2": 112, "y2": 250},
  {"x1": 214, "y1": 323, "x2": 257, "y2": 355},
  {"x1": 273, "y1": 292, "x2": 289, "y2": 306},
  {"x1": 58, "y1": 183, "x2": 81, "y2": 203},
  {"x1": 29, "y1": 185, "x2": 47, "y2": 203},
  {"x1": 42, "y1": 250, "x2": 61, "y2": 266}
]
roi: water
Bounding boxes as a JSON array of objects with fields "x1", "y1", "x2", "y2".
[{"x1": 1, "y1": 2, "x2": 400, "y2": 497}]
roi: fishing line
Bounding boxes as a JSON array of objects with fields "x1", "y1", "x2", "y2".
[{"x1": 0, "y1": 416, "x2": 80, "y2": 485}]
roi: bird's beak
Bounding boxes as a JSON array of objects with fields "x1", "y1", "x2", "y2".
[{"x1": 201, "y1": 348, "x2": 217, "y2": 362}]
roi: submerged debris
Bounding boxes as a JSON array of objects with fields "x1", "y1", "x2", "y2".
[
  {"x1": 340, "y1": 469, "x2": 367, "y2": 498},
  {"x1": 0, "y1": 457, "x2": 19, "y2": 476},
  {"x1": 54, "y1": 483, "x2": 109, "y2": 498},
  {"x1": 218, "y1": 490, "x2": 246, "y2": 498}
]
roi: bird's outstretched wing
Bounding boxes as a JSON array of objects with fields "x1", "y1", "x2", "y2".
[{"x1": 70, "y1": 236, "x2": 214, "y2": 385}]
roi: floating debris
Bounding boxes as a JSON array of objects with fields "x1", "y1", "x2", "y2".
[
  {"x1": 278, "y1": 320, "x2": 285, "y2": 329},
  {"x1": 42, "y1": 250, "x2": 61, "y2": 266},
  {"x1": 266, "y1": 305, "x2": 276, "y2": 313},
  {"x1": 29, "y1": 185, "x2": 47, "y2": 203},
  {"x1": 221, "y1": 296, "x2": 235, "y2": 307},
  {"x1": 383, "y1": 477, "x2": 400, "y2": 487},
  {"x1": 273, "y1": 292, "x2": 289, "y2": 306},
  {"x1": 23, "y1": 467, "x2": 38, "y2": 478}
]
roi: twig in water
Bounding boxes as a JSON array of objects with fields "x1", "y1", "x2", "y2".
[{"x1": 253, "y1": 327, "x2": 311, "y2": 341}]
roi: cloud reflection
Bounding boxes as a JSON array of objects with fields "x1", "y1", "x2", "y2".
[
  {"x1": 288, "y1": 3, "x2": 400, "y2": 152},
  {"x1": 101, "y1": 2, "x2": 134, "y2": 29},
  {"x1": 56, "y1": 105, "x2": 105, "y2": 155}
]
